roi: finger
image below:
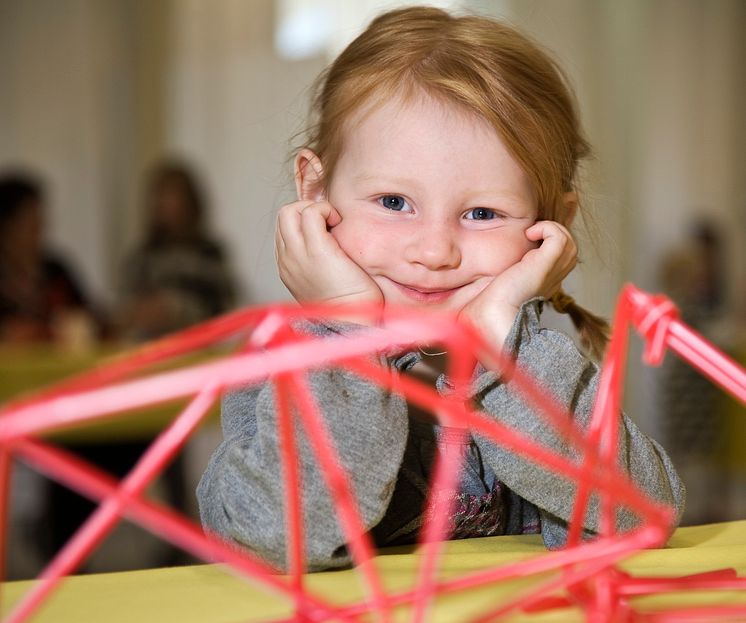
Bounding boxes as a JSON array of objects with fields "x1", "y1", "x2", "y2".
[
  {"x1": 326, "y1": 205, "x2": 342, "y2": 228},
  {"x1": 275, "y1": 203, "x2": 301, "y2": 246},
  {"x1": 274, "y1": 224, "x2": 286, "y2": 258},
  {"x1": 275, "y1": 202, "x2": 302, "y2": 244},
  {"x1": 274, "y1": 210, "x2": 289, "y2": 266},
  {"x1": 525, "y1": 223, "x2": 578, "y2": 294},
  {"x1": 298, "y1": 200, "x2": 342, "y2": 227},
  {"x1": 277, "y1": 200, "x2": 314, "y2": 252},
  {"x1": 275, "y1": 225, "x2": 295, "y2": 282},
  {"x1": 525, "y1": 220, "x2": 572, "y2": 243},
  {"x1": 301, "y1": 202, "x2": 342, "y2": 255},
  {"x1": 526, "y1": 221, "x2": 577, "y2": 262}
]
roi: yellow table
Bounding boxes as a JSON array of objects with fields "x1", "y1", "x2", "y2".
[
  {"x1": 0, "y1": 345, "x2": 220, "y2": 443},
  {"x1": 3, "y1": 521, "x2": 746, "y2": 622}
]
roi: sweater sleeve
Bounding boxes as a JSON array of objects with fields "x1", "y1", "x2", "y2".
[
  {"x1": 469, "y1": 299, "x2": 686, "y2": 548},
  {"x1": 196, "y1": 323, "x2": 409, "y2": 571}
]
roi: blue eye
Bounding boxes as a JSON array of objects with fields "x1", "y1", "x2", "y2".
[
  {"x1": 379, "y1": 195, "x2": 412, "y2": 212},
  {"x1": 464, "y1": 207, "x2": 499, "y2": 220}
]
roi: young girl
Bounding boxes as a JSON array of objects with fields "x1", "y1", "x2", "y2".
[{"x1": 197, "y1": 6, "x2": 684, "y2": 572}]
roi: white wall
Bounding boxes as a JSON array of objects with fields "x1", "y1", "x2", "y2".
[
  {"x1": 162, "y1": 0, "x2": 325, "y2": 304},
  {"x1": 2, "y1": 0, "x2": 744, "y2": 320},
  {"x1": 472, "y1": 0, "x2": 746, "y2": 430},
  {"x1": 476, "y1": 0, "x2": 746, "y2": 309},
  {"x1": 634, "y1": 0, "x2": 746, "y2": 304},
  {"x1": 0, "y1": 0, "x2": 134, "y2": 300},
  {"x1": 0, "y1": 0, "x2": 321, "y2": 305}
]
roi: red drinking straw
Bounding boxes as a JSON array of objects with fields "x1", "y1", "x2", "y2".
[{"x1": 1, "y1": 287, "x2": 744, "y2": 622}]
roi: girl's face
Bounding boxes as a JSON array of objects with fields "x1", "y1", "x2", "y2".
[{"x1": 325, "y1": 94, "x2": 538, "y2": 315}]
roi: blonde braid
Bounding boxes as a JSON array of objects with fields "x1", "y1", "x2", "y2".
[{"x1": 550, "y1": 289, "x2": 610, "y2": 361}]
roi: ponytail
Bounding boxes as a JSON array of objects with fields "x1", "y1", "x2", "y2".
[{"x1": 550, "y1": 289, "x2": 610, "y2": 361}]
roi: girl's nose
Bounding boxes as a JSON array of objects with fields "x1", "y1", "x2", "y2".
[{"x1": 403, "y1": 221, "x2": 462, "y2": 270}]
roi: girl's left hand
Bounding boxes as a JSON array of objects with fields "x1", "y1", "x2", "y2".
[{"x1": 458, "y1": 220, "x2": 577, "y2": 350}]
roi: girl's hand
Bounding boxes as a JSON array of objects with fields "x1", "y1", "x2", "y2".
[
  {"x1": 275, "y1": 200, "x2": 384, "y2": 313},
  {"x1": 459, "y1": 220, "x2": 577, "y2": 349}
]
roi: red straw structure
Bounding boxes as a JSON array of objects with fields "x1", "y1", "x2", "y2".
[
  {"x1": 0, "y1": 448, "x2": 10, "y2": 591},
  {"x1": 0, "y1": 284, "x2": 744, "y2": 622}
]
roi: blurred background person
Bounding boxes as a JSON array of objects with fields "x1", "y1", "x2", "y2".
[
  {"x1": 0, "y1": 172, "x2": 104, "y2": 347},
  {"x1": 657, "y1": 217, "x2": 729, "y2": 524},
  {"x1": 0, "y1": 170, "x2": 116, "y2": 576},
  {"x1": 119, "y1": 159, "x2": 237, "y2": 341},
  {"x1": 105, "y1": 158, "x2": 239, "y2": 570}
]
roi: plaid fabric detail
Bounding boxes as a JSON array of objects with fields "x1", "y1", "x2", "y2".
[{"x1": 440, "y1": 484, "x2": 506, "y2": 540}]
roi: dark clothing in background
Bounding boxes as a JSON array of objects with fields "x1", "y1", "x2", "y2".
[
  {"x1": 0, "y1": 253, "x2": 90, "y2": 339},
  {"x1": 122, "y1": 238, "x2": 235, "y2": 339}
]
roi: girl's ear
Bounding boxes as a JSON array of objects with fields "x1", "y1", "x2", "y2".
[
  {"x1": 294, "y1": 149, "x2": 326, "y2": 201},
  {"x1": 560, "y1": 191, "x2": 578, "y2": 226}
]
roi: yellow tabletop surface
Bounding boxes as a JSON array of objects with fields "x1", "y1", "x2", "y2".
[
  {"x1": 3, "y1": 521, "x2": 746, "y2": 622},
  {"x1": 0, "y1": 345, "x2": 220, "y2": 443}
]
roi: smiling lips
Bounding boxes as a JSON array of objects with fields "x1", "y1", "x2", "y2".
[{"x1": 392, "y1": 280, "x2": 461, "y2": 304}]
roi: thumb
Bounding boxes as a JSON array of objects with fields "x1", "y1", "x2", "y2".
[{"x1": 325, "y1": 205, "x2": 342, "y2": 229}]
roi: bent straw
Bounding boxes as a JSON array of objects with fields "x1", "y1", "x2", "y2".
[
  {"x1": 0, "y1": 448, "x2": 9, "y2": 598},
  {"x1": 5, "y1": 385, "x2": 219, "y2": 623},
  {"x1": 285, "y1": 371, "x2": 392, "y2": 622},
  {"x1": 335, "y1": 526, "x2": 664, "y2": 619},
  {"x1": 345, "y1": 356, "x2": 672, "y2": 530},
  {"x1": 250, "y1": 317, "x2": 308, "y2": 594},
  {"x1": 0, "y1": 315, "x2": 444, "y2": 441},
  {"x1": 0, "y1": 305, "x2": 267, "y2": 414},
  {"x1": 1, "y1": 288, "x2": 744, "y2": 622},
  {"x1": 10, "y1": 439, "x2": 345, "y2": 623},
  {"x1": 625, "y1": 285, "x2": 746, "y2": 403},
  {"x1": 642, "y1": 605, "x2": 746, "y2": 622},
  {"x1": 274, "y1": 376, "x2": 306, "y2": 596},
  {"x1": 412, "y1": 343, "x2": 476, "y2": 623}
]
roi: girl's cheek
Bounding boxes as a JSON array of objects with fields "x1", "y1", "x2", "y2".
[{"x1": 330, "y1": 220, "x2": 373, "y2": 262}]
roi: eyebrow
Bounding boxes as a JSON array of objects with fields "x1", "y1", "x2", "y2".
[
  {"x1": 352, "y1": 173, "x2": 419, "y2": 188},
  {"x1": 466, "y1": 190, "x2": 530, "y2": 205}
]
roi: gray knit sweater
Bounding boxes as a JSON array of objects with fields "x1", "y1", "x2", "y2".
[{"x1": 196, "y1": 299, "x2": 685, "y2": 571}]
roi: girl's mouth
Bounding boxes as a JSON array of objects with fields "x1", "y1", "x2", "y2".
[{"x1": 391, "y1": 280, "x2": 460, "y2": 304}]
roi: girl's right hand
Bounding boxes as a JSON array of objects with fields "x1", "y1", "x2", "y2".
[{"x1": 275, "y1": 200, "x2": 384, "y2": 311}]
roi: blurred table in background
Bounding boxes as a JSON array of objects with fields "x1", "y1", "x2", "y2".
[
  {"x1": 0, "y1": 344, "x2": 223, "y2": 578},
  {"x1": 0, "y1": 345, "x2": 220, "y2": 444}
]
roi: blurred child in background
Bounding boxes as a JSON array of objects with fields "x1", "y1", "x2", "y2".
[{"x1": 120, "y1": 159, "x2": 236, "y2": 341}]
